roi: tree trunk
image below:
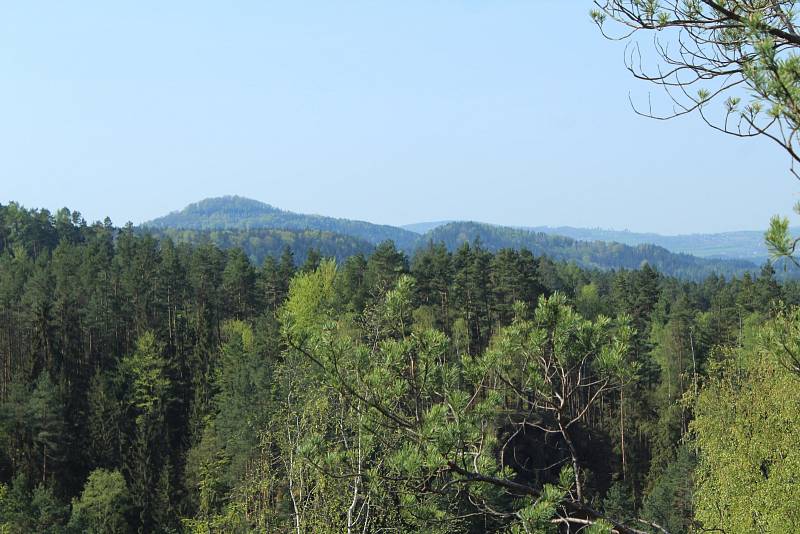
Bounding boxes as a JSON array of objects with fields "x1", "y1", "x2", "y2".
[
  {"x1": 558, "y1": 417, "x2": 582, "y2": 501},
  {"x1": 620, "y1": 388, "x2": 626, "y2": 480}
]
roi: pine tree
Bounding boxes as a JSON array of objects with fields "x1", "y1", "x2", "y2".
[
  {"x1": 364, "y1": 241, "x2": 407, "y2": 297},
  {"x1": 28, "y1": 373, "x2": 65, "y2": 485},
  {"x1": 222, "y1": 248, "x2": 257, "y2": 320}
]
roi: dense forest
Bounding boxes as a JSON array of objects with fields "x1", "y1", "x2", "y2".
[
  {"x1": 147, "y1": 227, "x2": 374, "y2": 267},
  {"x1": 1, "y1": 201, "x2": 797, "y2": 533},
  {"x1": 8, "y1": 0, "x2": 800, "y2": 532}
]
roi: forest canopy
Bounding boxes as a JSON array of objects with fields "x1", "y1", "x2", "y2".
[
  {"x1": 0, "y1": 201, "x2": 798, "y2": 532},
  {"x1": 4, "y1": 1, "x2": 800, "y2": 532}
]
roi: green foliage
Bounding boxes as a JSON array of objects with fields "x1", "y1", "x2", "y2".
[
  {"x1": 281, "y1": 258, "x2": 338, "y2": 340},
  {"x1": 68, "y1": 469, "x2": 132, "y2": 534},
  {"x1": 277, "y1": 271, "x2": 638, "y2": 531},
  {"x1": 766, "y1": 214, "x2": 794, "y2": 260},
  {"x1": 603, "y1": 481, "x2": 634, "y2": 525},
  {"x1": 0, "y1": 475, "x2": 68, "y2": 534},
  {"x1": 203, "y1": 320, "x2": 275, "y2": 489},
  {"x1": 120, "y1": 332, "x2": 176, "y2": 531},
  {"x1": 122, "y1": 332, "x2": 170, "y2": 417},
  {"x1": 766, "y1": 207, "x2": 800, "y2": 272},
  {"x1": 30, "y1": 483, "x2": 69, "y2": 534},
  {"x1": 151, "y1": 226, "x2": 375, "y2": 267},
  {"x1": 693, "y1": 310, "x2": 800, "y2": 532},
  {"x1": 87, "y1": 371, "x2": 123, "y2": 468},
  {"x1": 28, "y1": 373, "x2": 66, "y2": 483},
  {"x1": 641, "y1": 446, "x2": 694, "y2": 534}
]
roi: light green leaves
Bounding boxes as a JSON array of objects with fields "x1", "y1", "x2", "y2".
[
  {"x1": 765, "y1": 215, "x2": 796, "y2": 262},
  {"x1": 121, "y1": 332, "x2": 170, "y2": 416},
  {"x1": 68, "y1": 469, "x2": 132, "y2": 534},
  {"x1": 281, "y1": 259, "x2": 338, "y2": 341},
  {"x1": 693, "y1": 311, "x2": 800, "y2": 532},
  {"x1": 590, "y1": 9, "x2": 607, "y2": 26}
]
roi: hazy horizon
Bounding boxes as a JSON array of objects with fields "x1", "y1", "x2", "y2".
[
  {"x1": 149, "y1": 195, "x2": 795, "y2": 236},
  {"x1": 2, "y1": 1, "x2": 799, "y2": 233},
  {"x1": 2, "y1": 193, "x2": 793, "y2": 237}
]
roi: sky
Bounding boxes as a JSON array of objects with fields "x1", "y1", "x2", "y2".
[{"x1": 1, "y1": 1, "x2": 798, "y2": 234}]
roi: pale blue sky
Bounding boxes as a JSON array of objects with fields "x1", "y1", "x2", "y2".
[{"x1": 1, "y1": 1, "x2": 797, "y2": 233}]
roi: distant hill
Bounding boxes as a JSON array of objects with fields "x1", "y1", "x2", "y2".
[
  {"x1": 405, "y1": 220, "x2": 787, "y2": 261},
  {"x1": 146, "y1": 227, "x2": 374, "y2": 266},
  {"x1": 421, "y1": 222, "x2": 759, "y2": 280},
  {"x1": 145, "y1": 196, "x2": 419, "y2": 250},
  {"x1": 402, "y1": 221, "x2": 455, "y2": 234},
  {"x1": 520, "y1": 225, "x2": 788, "y2": 261}
]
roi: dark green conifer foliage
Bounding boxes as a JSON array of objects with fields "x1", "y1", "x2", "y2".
[
  {"x1": 365, "y1": 240, "x2": 407, "y2": 296},
  {"x1": 222, "y1": 248, "x2": 257, "y2": 320},
  {"x1": 28, "y1": 373, "x2": 66, "y2": 485},
  {"x1": 300, "y1": 247, "x2": 322, "y2": 273},
  {"x1": 336, "y1": 252, "x2": 369, "y2": 312}
]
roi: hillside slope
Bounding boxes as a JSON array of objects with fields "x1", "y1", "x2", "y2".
[
  {"x1": 522, "y1": 225, "x2": 786, "y2": 261},
  {"x1": 147, "y1": 227, "x2": 374, "y2": 266},
  {"x1": 406, "y1": 220, "x2": 787, "y2": 261},
  {"x1": 420, "y1": 222, "x2": 759, "y2": 280},
  {"x1": 145, "y1": 196, "x2": 419, "y2": 250}
]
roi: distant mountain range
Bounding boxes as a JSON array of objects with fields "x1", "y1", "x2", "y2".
[
  {"x1": 403, "y1": 222, "x2": 790, "y2": 261},
  {"x1": 421, "y1": 222, "x2": 761, "y2": 279},
  {"x1": 143, "y1": 196, "x2": 776, "y2": 280}
]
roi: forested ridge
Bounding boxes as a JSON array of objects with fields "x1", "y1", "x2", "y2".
[
  {"x1": 1, "y1": 201, "x2": 798, "y2": 533},
  {"x1": 422, "y1": 222, "x2": 760, "y2": 280},
  {"x1": 144, "y1": 196, "x2": 420, "y2": 251},
  {"x1": 146, "y1": 227, "x2": 374, "y2": 267},
  {"x1": 503, "y1": 226, "x2": 790, "y2": 262},
  {"x1": 405, "y1": 223, "x2": 789, "y2": 262},
  {"x1": 144, "y1": 197, "x2": 764, "y2": 281}
]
